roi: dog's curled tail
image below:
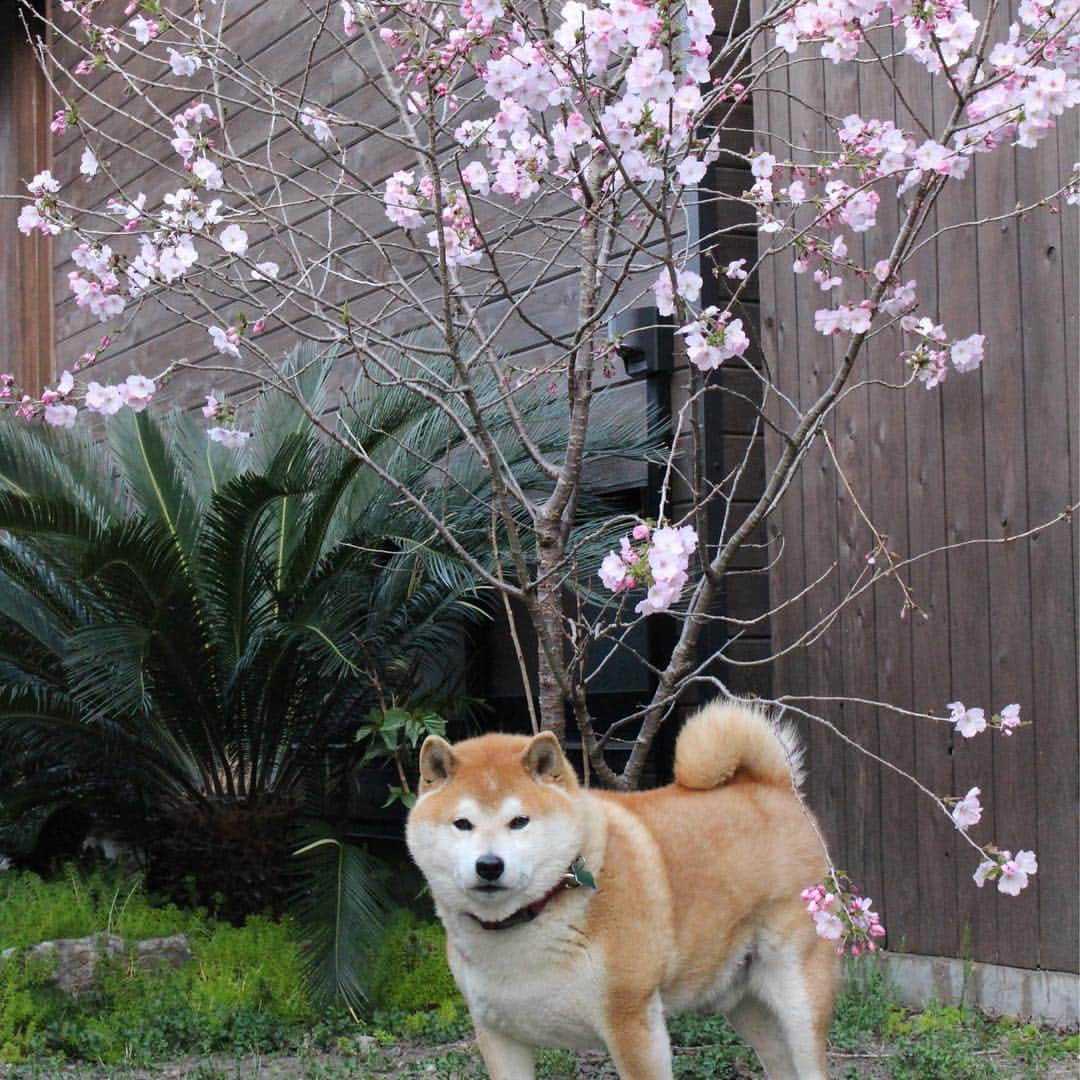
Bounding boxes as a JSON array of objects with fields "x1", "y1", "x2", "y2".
[{"x1": 673, "y1": 700, "x2": 805, "y2": 791}]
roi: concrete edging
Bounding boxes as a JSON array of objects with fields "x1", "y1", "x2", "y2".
[{"x1": 874, "y1": 952, "x2": 1080, "y2": 1028}]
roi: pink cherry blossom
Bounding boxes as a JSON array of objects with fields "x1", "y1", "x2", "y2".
[
  {"x1": 677, "y1": 157, "x2": 707, "y2": 186},
  {"x1": 209, "y1": 326, "x2": 241, "y2": 359},
  {"x1": 219, "y1": 224, "x2": 249, "y2": 255},
  {"x1": 121, "y1": 374, "x2": 156, "y2": 412},
  {"x1": 384, "y1": 171, "x2": 425, "y2": 230},
  {"x1": 28, "y1": 171, "x2": 59, "y2": 197},
  {"x1": 44, "y1": 403, "x2": 78, "y2": 428},
  {"x1": 129, "y1": 15, "x2": 159, "y2": 44},
  {"x1": 84, "y1": 381, "x2": 125, "y2": 416},
  {"x1": 599, "y1": 551, "x2": 630, "y2": 592},
  {"x1": 167, "y1": 49, "x2": 202, "y2": 78},
  {"x1": 751, "y1": 152, "x2": 776, "y2": 179},
  {"x1": 998, "y1": 703, "x2": 1021, "y2": 734},
  {"x1": 998, "y1": 850, "x2": 1038, "y2": 895},
  {"x1": 950, "y1": 333, "x2": 985, "y2": 373},
  {"x1": 80, "y1": 147, "x2": 99, "y2": 178},
  {"x1": 949, "y1": 701, "x2": 987, "y2": 738},
  {"x1": 462, "y1": 161, "x2": 490, "y2": 194},
  {"x1": 252, "y1": 261, "x2": 279, "y2": 281},
  {"x1": 207, "y1": 427, "x2": 251, "y2": 449},
  {"x1": 192, "y1": 157, "x2": 224, "y2": 189},
  {"x1": 951, "y1": 787, "x2": 983, "y2": 831},
  {"x1": 300, "y1": 106, "x2": 334, "y2": 144}
]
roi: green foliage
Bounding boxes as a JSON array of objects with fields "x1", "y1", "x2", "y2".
[
  {"x1": 355, "y1": 706, "x2": 449, "y2": 810},
  {"x1": 367, "y1": 911, "x2": 461, "y2": 1014},
  {"x1": 0, "y1": 339, "x2": 645, "y2": 923},
  {"x1": 291, "y1": 833, "x2": 391, "y2": 1015},
  {"x1": 0, "y1": 870, "x2": 351, "y2": 1066},
  {"x1": 0, "y1": 952, "x2": 47, "y2": 1063},
  {"x1": 536, "y1": 1048, "x2": 578, "y2": 1077},
  {"x1": 887, "y1": 1000, "x2": 999, "y2": 1078},
  {"x1": 667, "y1": 1012, "x2": 755, "y2": 1077},
  {"x1": 829, "y1": 956, "x2": 903, "y2": 1050},
  {"x1": 365, "y1": 911, "x2": 467, "y2": 1043},
  {"x1": 0, "y1": 865, "x2": 201, "y2": 949},
  {"x1": 1002, "y1": 1018, "x2": 1080, "y2": 1074}
]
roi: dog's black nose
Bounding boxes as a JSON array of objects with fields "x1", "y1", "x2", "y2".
[{"x1": 475, "y1": 854, "x2": 505, "y2": 881}]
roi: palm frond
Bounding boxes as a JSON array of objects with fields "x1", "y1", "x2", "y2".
[
  {"x1": 291, "y1": 830, "x2": 392, "y2": 1015},
  {"x1": 0, "y1": 415, "x2": 122, "y2": 521}
]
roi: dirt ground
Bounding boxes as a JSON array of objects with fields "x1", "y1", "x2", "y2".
[{"x1": 2, "y1": 1037, "x2": 1075, "y2": 1079}]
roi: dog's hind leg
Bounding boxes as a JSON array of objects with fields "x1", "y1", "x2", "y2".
[
  {"x1": 742, "y1": 940, "x2": 834, "y2": 1080},
  {"x1": 475, "y1": 1025, "x2": 535, "y2": 1080},
  {"x1": 725, "y1": 996, "x2": 798, "y2": 1078},
  {"x1": 606, "y1": 990, "x2": 674, "y2": 1080}
]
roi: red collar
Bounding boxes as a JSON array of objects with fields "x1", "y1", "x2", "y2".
[{"x1": 465, "y1": 858, "x2": 595, "y2": 931}]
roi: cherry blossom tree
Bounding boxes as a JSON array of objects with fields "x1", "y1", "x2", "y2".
[{"x1": 5, "y1": 0, "x2": 1079, "y2": 950}]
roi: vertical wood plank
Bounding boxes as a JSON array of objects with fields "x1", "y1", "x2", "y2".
[
  {"x1": 971, "y1": 0, "x2": 1039, "y2": 970},
  {"x1": 1018, "y1": 117, "x2": 1080, "y2": 974},
  {"x1": 898, "y1": 51, "x2": 959, "y2": 961}
]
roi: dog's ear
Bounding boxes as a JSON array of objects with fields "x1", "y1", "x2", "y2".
[
  {"x1": 419, "y1": 735, "x2": 457, "y2": 789},
  {"x1": 521, "y1": 731, "x2": 575, "y2": 788}
]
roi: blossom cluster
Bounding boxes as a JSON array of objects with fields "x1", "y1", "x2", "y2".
[
  {"x1": 15, "y1": 367, "x2": 157, "y2": 429},
  {"x1": 17, "y1": 170, "x2": 66, "y2": 237},
  {"x1": 676, "y1": 306, "x2": 751, "y2": 371},
  {"x1": 772, "y1": 0, "x2": 1080, "y2": 158},
  {"x1": 903, "y1": 325, "x2": 985, "y2": 389},
  {"x1": 974, "y1": 847, "x2": 1038, "y2": 896},
  {"x1": 947, "y1": 701, "x2": 1023, "y2": 738},
  {"x1": 801, "y1": 875, "x2": 886, "y2": 957},
  {"x1": 202, "y1": 394, "x2": 252, "y2": 448},
  {"x1": 599, "y1": 522, "x2": 698, "y2": 616}
]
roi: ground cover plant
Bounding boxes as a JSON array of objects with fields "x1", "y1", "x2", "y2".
[
  {"x1": 2, "y1": 879, "x2": 1075, "y2": 1077},
  {"x1": 0, "y1": 866, "x2": 334, "y2": 1066}
]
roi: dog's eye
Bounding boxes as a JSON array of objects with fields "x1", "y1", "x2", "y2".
[
  {"x1": 508, "y1": 816, "x2": 530, "y2": 830},
  {"x1": 452, "y1": 818, "x2": 473, "y2": 831}
]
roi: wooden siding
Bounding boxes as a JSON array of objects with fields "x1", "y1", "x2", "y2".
[
  {"x1": 1, "y1": 2, "x2": 54, "y2": 391},
  {"x1": 756, "y1": 19, "x2": 1079, "y2": 973}
]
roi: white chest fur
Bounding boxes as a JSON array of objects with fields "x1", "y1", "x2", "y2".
[{"x1": 445, "y1": 901, "x2": 608, "y2": 1051}]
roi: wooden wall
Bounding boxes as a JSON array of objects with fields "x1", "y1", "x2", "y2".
[
  {"x1": 1, "y1": 2, "x2": 54, "y2": 392},
  {"x1": 755, "y1": 12, "x2": 1078, "y2": 973}
]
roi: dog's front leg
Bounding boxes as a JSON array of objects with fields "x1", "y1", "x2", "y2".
[
  {"x1": 606, "y1": 991, "x2": 674, "y2": 1080},
  {"x1": 475, "y1": 1024, "x2": 535, "y2": 1080}
]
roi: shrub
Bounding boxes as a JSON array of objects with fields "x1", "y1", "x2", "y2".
[
  {"x1": 0, "y1": 864, "x2": 202, "y2": 950},
  {"x1": 366, "y1": 910, "x2": 467, "y2": 1042},
  {"x1": 0, "y1": 868, "x2": 333, "y2": 1065}
]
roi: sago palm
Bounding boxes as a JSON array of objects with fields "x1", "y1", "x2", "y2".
[{"x1": 0, "y1": 342, "x2": 649, "y2": 923}]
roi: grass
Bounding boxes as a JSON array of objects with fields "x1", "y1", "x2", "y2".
[
  {"x1": 0, "y1": 865, "x2": 348, "y2": 1066},
  {"x1": 1, "y1": 870, "x2": 1076, "y2": 1077}
]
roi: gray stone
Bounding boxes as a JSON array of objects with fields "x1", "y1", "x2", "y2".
[
  {"x1": 133, "y1": 933, "x2": 193, "y2": 975},
  {"x1": 0, "y1": 932, "x2": 192, "y2": 995}
]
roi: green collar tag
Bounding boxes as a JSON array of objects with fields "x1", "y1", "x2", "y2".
[{"x1": 567, "y1": 857, "x2": 597, "y2": 890}]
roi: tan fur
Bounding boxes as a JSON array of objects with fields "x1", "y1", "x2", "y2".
[
  {"x1": 407, "y1": 701, "x2": 837, "y2": 1080},
  {"x1": 673, "y1": 699, "x2": 804, "y2": 790}
]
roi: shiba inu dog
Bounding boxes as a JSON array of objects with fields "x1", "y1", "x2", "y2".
[{"x1": 406, "y1": 700, "x2": 837, "y2": 1079}]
